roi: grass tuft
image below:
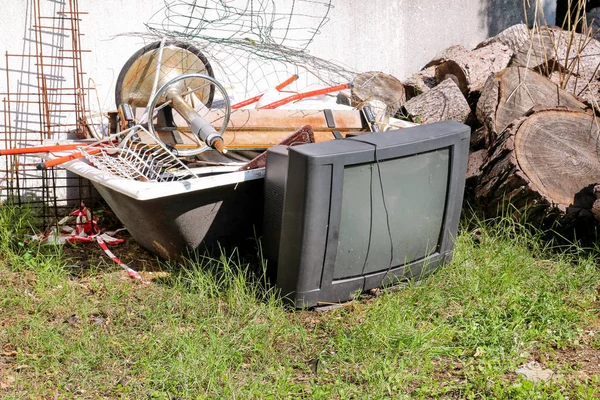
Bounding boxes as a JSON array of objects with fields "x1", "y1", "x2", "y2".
[{"x1": 0, "y1": 205, "x2": 599, "y2": 398}]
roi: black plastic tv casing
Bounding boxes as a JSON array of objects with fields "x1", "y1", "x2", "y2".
[{"x1": 263, "y1": 121, "x2": 470, "y2": 308}]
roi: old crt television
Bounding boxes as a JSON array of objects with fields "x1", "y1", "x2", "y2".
[{"x1": 263, "y1": 121, "x2": 470, "y2": 308}]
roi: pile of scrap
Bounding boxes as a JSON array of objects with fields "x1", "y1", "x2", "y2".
[
  {"x1": 374, "y1": 23, "x2": 600, "y2": 228},
  {"x1": 1, "y1": 37, "x2": 418, "y2": 260}
]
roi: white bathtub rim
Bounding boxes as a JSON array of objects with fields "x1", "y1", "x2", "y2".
[{"x1": 62, "y1": 159, "x2": 265, "y2": 201}]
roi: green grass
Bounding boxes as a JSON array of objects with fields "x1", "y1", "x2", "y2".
[{"x1": 0, "y1": 206, "x2": 599, "y2": 399}]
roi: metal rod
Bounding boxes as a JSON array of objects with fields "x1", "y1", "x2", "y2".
[{"x1": 0, "y1": 0, "x2": 91, "y2": 216}]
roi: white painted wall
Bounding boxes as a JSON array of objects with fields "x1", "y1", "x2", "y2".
[
  {"x1": 310, "y1": 0, "x2": 556, "y2": 79},
  {"x1": 0, "y1": 0, "x2": 555, "y2": 205},
  {"x1": 0, "y1": 0, "x2": 556, "y2": 111}
]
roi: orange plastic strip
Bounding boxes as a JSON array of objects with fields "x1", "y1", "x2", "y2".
[
  {"x1": 258, "y1": 83, "x2": 351, "y2": 110},
  {"x1": 37, "y1": 147, "x2": 102, "y2": 169},
  {"x1": 231, "y1": 74, "x2": 299, "y2": 109}
]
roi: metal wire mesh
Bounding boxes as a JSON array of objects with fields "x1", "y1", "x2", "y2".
[{"x1": 134, "y1": 0, "x2": 356, "y2": 103}]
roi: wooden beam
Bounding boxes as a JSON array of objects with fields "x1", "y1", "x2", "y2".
[
  {"x1": 173, "y1": 108, "x2": 366, "y2": 132},
  {"x1": 152, "y1": 129, "x2": 349, "y2": 149}
]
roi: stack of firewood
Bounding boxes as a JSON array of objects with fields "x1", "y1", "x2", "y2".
[{"x1": 353, "y1": 23, "x2": 600, "y2": 227}]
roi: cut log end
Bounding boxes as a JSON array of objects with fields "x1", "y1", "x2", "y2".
[
  {"x1": 352, "y1": 71, "x2": 406, "y2": 114},
  {"x1": 476, "y1": 66, "x2": 587, "y2": 145},
  {"x1": 476, "y1": 108, "x2": 600, "y2": 226},
  {"x1": 514, "y1": 110, "x2": 600, "y2": 206},
  {"x1": 434, "y1": 42, "x2": 513, "y2": 97},
  {"x1": 404, "y1": 66, "x2": 436, "y2": 99},
  {"x1": 435, "y1": 60, "x2": 468, "y2": 95}
]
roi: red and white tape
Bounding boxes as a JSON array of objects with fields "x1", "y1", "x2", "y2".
[
  {"x1": 31, "y1": 203, "x2": 148, "y2": 285},
  {"x1": 96, "y1": 236, "x2": 150, "y2": 285}
]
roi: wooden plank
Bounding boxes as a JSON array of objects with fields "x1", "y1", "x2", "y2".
[
  {"x1": 152, "y1": 129, "x2": 349, "y2": 149},
  {"x1": 140, "y1": 108, "x2": 367, "y2": 150},
  {"x1": 171, "y1": 108, "x2": 366, "y2": 131},
  {"x1": 139, "y1": 108, "x2": 366, "y2": 150}
]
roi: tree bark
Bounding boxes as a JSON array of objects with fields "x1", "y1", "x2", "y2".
[
  {"x1": 466, "y1": 149, "x2": 487, "y2": 185},
  {"x1": 435, "y1": 42, "x2": 513, "y2": 96},
  {"x1": 402, "y1": 78, "x2": 470, "y2": 124},
  {"x1": 470, "y1": 126, "x2": 487, "y2": 150},
  {"x1": 424, "y1": 45, "x2": 470, "y2": 68},
  {"x1": 403, "y1": 66, "x2": 436, "y2": 99},
  {"x1": 512, "y1": 25, "x2": 600, "y2": 81},
  {"x1": 591, "y1": 183, "x2": 600, "y2": 221},
  {"x1": 476, "y1": 23, "x2": 530, "y2": 53},
  {"x1": 549, "y1": 70, "x2": 600, "y2": 109},
  {"x1": 511, "y1": 26, "x2": 555, "y2": 71},
  {"x1": 476, "y1": 66, "x2": 586, "y2": 145},
  {"x1": 465, "y1": 148, "x2": 488, "y2": 205},
  {"x1": 475, "y1": 108, "x2": 600, "y2": 226}
]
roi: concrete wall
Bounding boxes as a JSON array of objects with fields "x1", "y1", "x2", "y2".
[
  {"x1": 0, "y1": 0, "x2": 555, "y2": 205},
  {"x1": 0, "y1": 0, "x2": 555, "y2": 110},
  {"x1": 310, "y1": 0, "x2": 555, "y2": 79}
]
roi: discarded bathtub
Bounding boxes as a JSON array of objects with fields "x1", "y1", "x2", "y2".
[{"x1": 61, "y1": 157, "x2": 265, "y2": 259}]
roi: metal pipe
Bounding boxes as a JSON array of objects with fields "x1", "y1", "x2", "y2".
[
  {"x1": 167, "y1": 90, "x2": 197, "y2": 124},
  {"x1": 166, "y1": 90, "x2": 226, "y2": 153},
  {"x1": 147, "y1": 37, "x2": 167, "y2": 108}
]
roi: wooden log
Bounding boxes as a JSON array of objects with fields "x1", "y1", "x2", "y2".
[
  {"x1": 476, "y1": 66, "x2": 586, "y2": 145},
  {"x1": 466, "y1": 148, "x2": 487, "y2": 184},
  {"x1": 475, "y1": 108, "x2": 600, "y2": 225},
  {"x1": 435, "y1": 42, "x2": 513, "y2": 96},
  {"x1": 514, "y1": 26, "x2": 600, "y2": 108},
  {"x1": 352, "y1": 71, "x2": 406, "y2": 115},
  {"x1": 476, "y1": 23, "x2": 530, "y2": 52},
  {"x1": 464, "y1": 148, "x2": 488, "y2": 204},
  {"x1": 512, "y1": 26, "x2": 600, "y2": 80},
  {"x1": 548, "y1": 28, "x2": 600, "y2": 79},
  {"x1": 549, "y1": 70, "x2": 600, "y2": 109},
  {"x1": 470, "y1": 126, "x2": 487, "y2": 150},
  {"x1": 403, "y1": 66, "x2": 436, "y2": 99},
  {"x1": 511, "y1": 26, "x2": 555, "y2": 71},
  {"x1": 407, "y1": 45, "x2": 475, "y2": 99},
  {"x1": 402, "y1": 78, "x2": 470, "y2": 124},
  {"x1": 424, "y1": 45, "x2": 470, "y2": 68}
]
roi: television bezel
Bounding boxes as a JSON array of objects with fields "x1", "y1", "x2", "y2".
[{"x1": 267, "y1": 121, "x2": 470, "y2": 307}]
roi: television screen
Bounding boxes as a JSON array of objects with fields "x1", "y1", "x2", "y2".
[{"x1": 263, "y1": 121, "x2": 470, "y2": 308}]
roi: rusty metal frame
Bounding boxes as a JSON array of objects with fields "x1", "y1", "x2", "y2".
[{"x1": 0, "y1": 0, "x2": 95, "y2": 223}]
